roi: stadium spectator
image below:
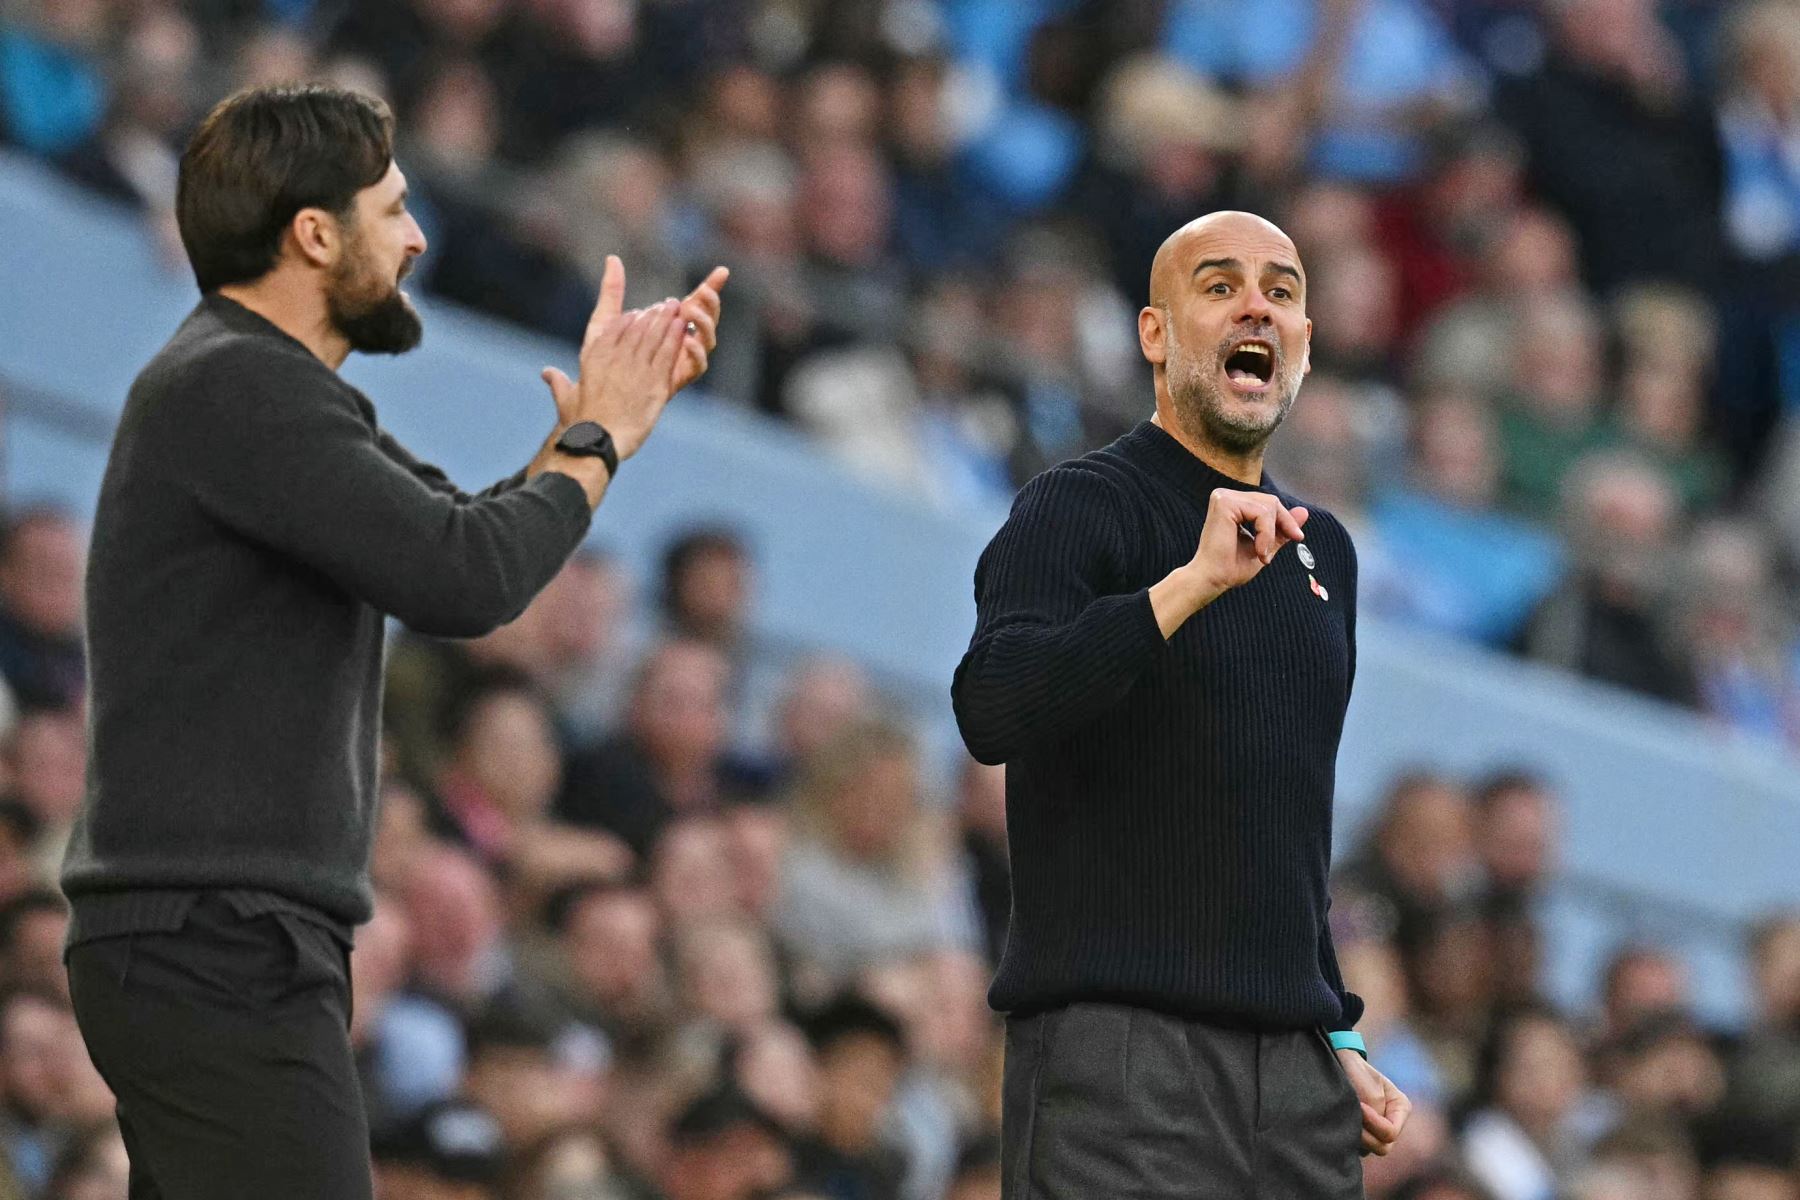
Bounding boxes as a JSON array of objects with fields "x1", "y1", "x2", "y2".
[
  {"x1": 1714, "y1": 0, "x2": 1800, "y2": 472},
  {"x1": 429, "y1": 670, "x2": 632, "y2": 914},
  {"x1": 371, "y1": 1097, "x2": 507, "y2": 1200},
  {"x1": 353, "y1": 897, "x2": 465, "y2": 1129},
  {"x1": 1598, "y1": 945, "x2": 1694, "y2": 1043},
  {"x1": 658, "y1": 528, "x2": 754, "y2": 657},
  {"x1": 0, "y1": 987, "x2": 112, "y2": 1197},
  {"x1": 557, "y1": 638, "x2": 743, "y2": 857},
  {"x1": 1672, "y1": 521, "x2": 1800, "y2": 747},
  {"x1": 0, "y1": 889, "x2": 65, "y2": 1003},
  {"x1": 0, "y1": 510, "x2": 84, "y2": 714},
  {"x1": 955, "y1": 758, "x2": 1009, "y2": 964},
  {"x1": 461, "y1": 999, "x2": 607, "y2": 1160},
  {"x1": 1518, "y1": 452, "x2": 1697, "y2": 703},
  {"x1": 1715, "y1": 911, "x2": 1800, "y2": 1158},
  {"x1": 1460, "y1": 1005, "x2": 1594, "y2": 1200},
  {"x1": 548, "y1": 879, "x2": 673, "y2": 1043},
  {"x1": 1412, "y1": 205, "x2": 1582, "y2": 399},
  {"x1": 659, "y1": 1087, "x2": 794, "y2": 1200},
  {"x1": 1496, "y1": 0, "x2": 1722, "y2": 295},
  {"x1": 774, "y1": 719, "x2": 978, "y2": 986},
  {"x1": 395, "y1": 843, "x2": 513, "y2": 1014},
  {"x1": 39, "y1": 1122, "x2": 125, "y2": 1200},
  {"x1": 791, "y1": 995, "x2": 909, "y2": 1200},
  {"x1": 1493, "y1": 294, "x2": 1614, "y2": 519},
  {"x1": 1472, "y1": 770, "x2": 1559, "y2": 903},
  {"x1": 0, "y1": 710, "x2": 84, "y2": 881},
  {"x1": 1367, "y1": 388, "x2": 1562, "y2": 642},
  {"x1": 1338, "y1": 771, "x2": 1482, "y2": 937}
]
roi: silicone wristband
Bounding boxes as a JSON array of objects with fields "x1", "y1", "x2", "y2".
[{"x1": 1328, "y1": 1030, "x2": 1367, "y2": 1059}]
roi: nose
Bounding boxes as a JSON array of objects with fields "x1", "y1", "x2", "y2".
[
  {"x1": 405, "y1": 214, "x2": 427, "y2": 259},
  {"x1": 1236, "y1": 285, "x2": 1272, "y2": 324}
]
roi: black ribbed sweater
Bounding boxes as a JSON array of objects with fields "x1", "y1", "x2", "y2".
[{"x1": 952, "y1": 421, "x2": 1364, "y2": 1031}]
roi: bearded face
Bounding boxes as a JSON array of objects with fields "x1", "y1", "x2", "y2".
[
  {"x1": 325, "y1": 218, "x2": 422, "y2": 355},
  {"x1": 1163, "y1": 316, "x2": 1303, "y2": 454}
]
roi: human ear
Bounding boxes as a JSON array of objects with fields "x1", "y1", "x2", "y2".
[
  {"x1": 288, "y1": 207, "x2": 341, "y2": 270},
  {"x1": 1301, "y1": 317, "x2": 1312, "y2": 377},
  {"x1": 1139, "y1": 306, "x2": 1168, "y2": 366}
]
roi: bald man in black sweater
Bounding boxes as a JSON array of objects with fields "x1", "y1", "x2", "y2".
[{"x1": 953, "y1": 212, "x2": 1411, "y2": 1198}]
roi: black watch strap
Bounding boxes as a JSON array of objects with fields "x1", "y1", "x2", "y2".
[{"x1": 555, "y1": 421, "x2": 619, "y2": 478}]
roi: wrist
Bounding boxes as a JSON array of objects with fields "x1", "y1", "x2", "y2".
[
  {"x1": 1328, "y1": 1030, "x2": 1368, "y2": 1059},
  {"x1": 1149, "y1": 565, "x2": 1223, "y2": 639}
]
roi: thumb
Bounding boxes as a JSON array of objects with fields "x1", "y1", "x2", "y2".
[{"x1": 541, "y1": 366, "x2": 575, "y2": 406}]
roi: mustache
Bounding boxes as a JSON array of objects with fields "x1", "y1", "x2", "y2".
[{"x1": 1216, "y1": 326, "x2": 1282, "y2": 360}]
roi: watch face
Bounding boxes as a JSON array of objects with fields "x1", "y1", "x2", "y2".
[{"x1": 562, "y1": 422, "x2": 605, "y2": 452}]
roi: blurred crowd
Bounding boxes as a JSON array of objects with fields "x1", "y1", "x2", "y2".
[
  {"x1": 5, "y1": 0, "x2": 1800, "y2": 745},
  {"x1": 3, "y1": 0, "x2": 1800, "y2": 1198},
  {"x1": 0, "y1": 502, "x2": 1797, "y2": 1200}
]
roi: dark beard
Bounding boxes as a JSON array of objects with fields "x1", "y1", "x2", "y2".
[
  {"x1": 328, "y1": 284, "x2": 422, "y2": 355},
  {"x1": 327, "y1": 233, "x2": 423, "y2": 355}
]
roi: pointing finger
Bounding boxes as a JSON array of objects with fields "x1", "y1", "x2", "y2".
[{"x1": 593, "y1": 255, "x2": 626, "y2": 328}]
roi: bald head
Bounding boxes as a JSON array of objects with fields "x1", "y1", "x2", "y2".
[
  {"x1": 1138, "y1": 211, "x2": 1312, "y2": 464},
  {"x1": 1149, "y1": 211, "x2": 1302, "y2": 309}
]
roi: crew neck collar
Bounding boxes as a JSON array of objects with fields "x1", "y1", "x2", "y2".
[
  {"x1": 1125, "y1": 420, "x2": 1276, "y2": 498},
  {"x1": 201, "y1": 292, "x2": 319, "y2": 359}
]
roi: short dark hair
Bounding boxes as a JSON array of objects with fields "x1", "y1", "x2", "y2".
[
  {"x1": 800, "y1": 993, "x2": 906, "y2": 1058},
  {"x1": 177, "y1": 85, "x2": 394, "y2": 293},
  {"x1": 659, "y1": 525, "x2": 748, "y2": 616}
]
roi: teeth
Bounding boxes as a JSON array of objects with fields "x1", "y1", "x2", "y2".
[{"x1": 1235, "y1": 344, "x2": 1271, "y2": 360}]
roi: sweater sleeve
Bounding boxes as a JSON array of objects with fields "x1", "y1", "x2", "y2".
[
  {"x1": 376, "y1": 426, "x2": 530, "y2": 500},
  {"x1": 1323, "y1": 522, "x2": 1364, "y2": 1029},
  {"x1": 952, "y1": 467, "x2": 1168, "y2": 765},
  {"x1": 176, "y1": 346, "x2": 592, "y2": 638}
]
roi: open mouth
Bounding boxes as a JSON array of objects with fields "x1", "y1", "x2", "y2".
[{"x1": 1223, "y1": 340, "x2": 1275, "y2": 390}]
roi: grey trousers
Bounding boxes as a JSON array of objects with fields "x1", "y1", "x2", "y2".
[{"x1": 1001, "y1": 1002, "x2": 1365, "y2": 1199}]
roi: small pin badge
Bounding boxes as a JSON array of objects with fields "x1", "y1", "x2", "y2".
[
  {"x1": 1309, "y1": 574, "x2": 1329, "y2": 601},
  {"x1": 1297, "y1": 544, "x2": 1315, "y2": 569}
]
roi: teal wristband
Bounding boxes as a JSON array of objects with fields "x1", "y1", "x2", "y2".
[{"x1": 1327, "y1": 1030, "x2": 1367, "y2": 1059}]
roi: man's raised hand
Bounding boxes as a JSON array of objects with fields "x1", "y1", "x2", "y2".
[
  {"x1": 1148, "y1": 487, "x2": 1309, "y2": 639},
  {"x1": 539, "y1": 255, "x2": 688, "y2": 462},
  {"x1": 1197, "y1": 488, "x2": 1309, "y2": 593}
]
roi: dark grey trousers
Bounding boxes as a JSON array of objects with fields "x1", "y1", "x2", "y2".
[
  {"x1": 65, "y1": 894, "x2": 372, "y2": 1200},
  {"x1": 1001, "y1": 1002, "x2": 1365, "y2": 1199}
]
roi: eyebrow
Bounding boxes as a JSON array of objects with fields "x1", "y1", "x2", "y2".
[{"x1": 1193, "y1": 257, "x2": 1304, "y2": 288}]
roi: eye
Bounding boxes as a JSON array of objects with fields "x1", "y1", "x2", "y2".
[
  {"x1": 1270, "y1": 286, "x2": 1292, "y2": 300},
  {"x1": 1207, "y1": 282, "x2": 1231, "y2": 296}
]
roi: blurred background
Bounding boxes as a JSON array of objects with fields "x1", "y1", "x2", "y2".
[{"x1": 1, "y1": 0, "x2": 1800, "y2": 1197}]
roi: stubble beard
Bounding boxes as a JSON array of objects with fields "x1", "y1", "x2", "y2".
[
  {"x1": 327, "y1": 230, "x2": 423, "y2": 356},
  {"x1": 1165, "y1": 323, "x2": 1301, "y2": 454}
]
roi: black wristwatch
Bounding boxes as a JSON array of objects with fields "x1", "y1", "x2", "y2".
[{"x1": 555, "y1": 421, "x2": 619, "y2": 478}]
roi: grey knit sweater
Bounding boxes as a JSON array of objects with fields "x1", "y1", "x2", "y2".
[{"x1": 62, "y1": 295, "x2": 591, "y2": 935}]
